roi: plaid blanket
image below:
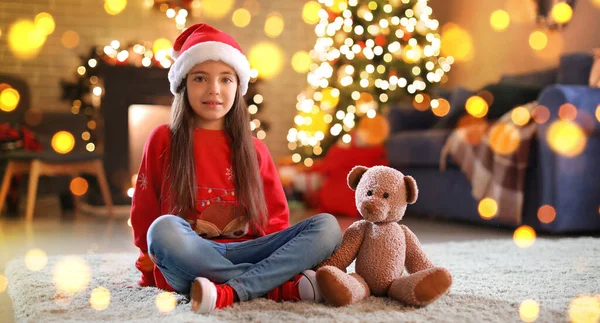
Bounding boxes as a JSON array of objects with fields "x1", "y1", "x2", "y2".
[{"x1": 439, "y1": 102, "x2": 538, "y2": 225}]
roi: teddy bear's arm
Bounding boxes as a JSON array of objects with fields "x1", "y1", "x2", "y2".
[
  {"x1": 315, "y1": 220, "x2": 368, "y2": 271},
  {"x1": 401, "y1": 225, "x2": 435, "y2": 274}
]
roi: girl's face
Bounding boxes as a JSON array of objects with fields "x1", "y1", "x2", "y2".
[{"x1": 186, "y1": 60, "x2": 238, "y2": 130}]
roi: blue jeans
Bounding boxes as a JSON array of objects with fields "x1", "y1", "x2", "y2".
[{"x1": 147, "y1": 213, "x2": 342, "y2": 301}]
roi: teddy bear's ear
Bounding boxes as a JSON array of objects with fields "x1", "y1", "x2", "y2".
[
  {"x1": 347, "y1": 166, "x2": 368, "y2": 191},
  {"x1": 404, "y1": 175, "x2": 418, "y2": 204}
]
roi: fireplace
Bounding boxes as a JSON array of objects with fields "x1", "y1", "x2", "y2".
[{"x1": 96, "y1": 65, "x2": 172, "y2": 205}]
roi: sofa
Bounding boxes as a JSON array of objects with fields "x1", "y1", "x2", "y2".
[{"x1": 384, "y1": 53, "x2": 600, "y2": 233}]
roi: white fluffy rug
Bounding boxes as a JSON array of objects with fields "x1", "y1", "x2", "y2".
[{"x1": 5, "y1": 238, "x2": 600, "y2": 322}]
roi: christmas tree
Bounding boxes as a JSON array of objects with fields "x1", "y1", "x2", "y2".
[{"x1": 288, "y1": 0, "x2": 453, "y2": 166}]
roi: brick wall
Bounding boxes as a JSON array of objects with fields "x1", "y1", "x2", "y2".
[{"x1": 0, "y1": 0, "x2": 317, "y2": 159}]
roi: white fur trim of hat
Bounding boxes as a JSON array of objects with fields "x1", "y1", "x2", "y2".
[{"x1": 168, "y1": 24, "x2": 251, "y2": 95}]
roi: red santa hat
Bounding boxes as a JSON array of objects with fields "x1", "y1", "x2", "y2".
[{"x1": 168, "y1": 24, "x2": 251, "y2": 95}]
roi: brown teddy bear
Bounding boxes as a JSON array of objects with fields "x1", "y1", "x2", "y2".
[{"x1": 315, "y1": 165, "x2": 452, "y2": 307}]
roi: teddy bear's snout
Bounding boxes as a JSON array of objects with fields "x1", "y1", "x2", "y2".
[
  {"x1": 363, "y1": 202, "x2": 377, "y2": 214},
  {"x1": 360, "y1": 200, "x2": 387, "y2": 221}
]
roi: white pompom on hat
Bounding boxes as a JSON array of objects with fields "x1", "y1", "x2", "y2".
[{"x1": 168, "y1": 23, "x2": 250, "y2": 95}]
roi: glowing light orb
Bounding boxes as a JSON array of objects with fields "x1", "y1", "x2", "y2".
[
  {"x1": 248, "y1": 42, "x2": 284, "y2": 80},
  {"x1": 513, "y1": 225, "x2": 536, "y2": 248},
  {"x1": 478, "y1": 198, "x2": 498, "y2": 220},
  {"x1": 90, "y1": 286, "x2": 111, "y2": 311},
  {"x1": 155, "y1": 292, "x2": 177, "y2": 313},
  {"x1": 53, "y1": 256, "x2": 91, "y2": 295},
  {"x1": 519, "y1": 299, "x2": 540, "y2": 322},
  {"x1": 51, "y1": 131, "x2": 75, "y2": 154},
  {"x1": 546, "y1": 120, "x2": 587, "y2": 157},
  {"x1": 490, "y1": 10, "x2": 510, "y2": 31},
  {"x1": 465, "y1": 96, "x2": 489, "y2": 118},
  {"x1": 25, "y1": 248, "x2": 48, "y2": 271},
  {"x1": 70, "y1": 177, "x2": 89, "y2": 196}
]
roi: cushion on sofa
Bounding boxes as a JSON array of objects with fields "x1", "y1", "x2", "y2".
[
  {"x1": 480, "y1": 83, "x2": 542, "y2": 120},
  {"x1": 384, "y1": 128, "x2": 453, "y2": 168},
  {"x1": 499, "y1": 68, "x2": 558, "y2": 88},
  {"x1": 386, "y1": 105, "x2": 438, "y2": 133},
  {"x1": 557, "y1": 53, "x2": 594, "y2": 85}
]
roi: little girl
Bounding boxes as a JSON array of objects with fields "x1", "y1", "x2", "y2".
[{"x1": 130, "y1": 23, "x2": 342, "y2": 314}]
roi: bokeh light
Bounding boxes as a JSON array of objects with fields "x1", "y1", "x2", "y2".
[
  {"x1": 511, "y1": 106, "x2": 531, "y2": 126},
  {"x1": 34, "y1": 12, "x2": 55, "y2": 35},
  {"x1": 104, "y1": 0, "x2": 127, "y2": 15},
  {"x1": 413, "y1": 93, "x2": 431, "y2": 111},
  {"x1": 90, "y1": 286, "x2": 111, "y2": 311},
  {"x1": 248, "y1": 42, "x2": 284, "y2": 80},
  {"x1": 513, "y1": 225, "x2": 536, "y2": 248},
  {"x1": 61, "y1": 30, "x2": 80, "y2": 49},
  {"x1": 53, "y1": 256, "x2": 91, "y2": 295},
  {"x1": 297, "y1": 109, "x2": 328, "y2": 136},
  {"x1": 328, "y1": 0, "x2": 348, "y2": 13},
  {"x1": 356, "y1": 92, "x2": 378, "y2": 116},
  {"x1": 441, "y1": 23, "x2": 474, "y2": 62},
  {"x1": 199, "y1": 0, "x2": 234, "y2": 19},
  {"x1": 551, "y1": 2, "x2": 573, "y2": 24},
  {"x1": 0, "y1": 275, "x2": 7, "y2": 293},
  {"x1": 489, "y1": 123, "x2": 520, "y2": 155},
  {"x1": 264, "y1": 12, "x2": 284, "y2": 38},
  {"x1": 529, "y1": 31, "x2": 548, "y2": 50},
  {"x1": 478, "y1": 197, "x2": 498, "y2": 220},
  {"x1": 458, "y1": 116, "x2": 488, "y2": 145},
  {"x1": 320, "y1": 87, "x2": 340, "y2": 110},
  {"x1": 490, "y1": 10, "x2": 510, "y2": 31},
  {"x1": 70, "y1": 177, "x2": 89, "y2": 196},
  {"x1": 302, "y1": 1, "x2": 322, "y2": 24},
  {"x1": 291, "y1": 51, "x2": 312, "y2": 73},
  {"x1": 558, "y1": 103, "x2": 577, "y2": 121},
  {"x1": 304, "y1": 157, "x2": 314, "y2": 167},
  {"x1": 593, "y1": 0, "x2": 600, "y2": 8},
  {"x1": 431, "y1": 98, "x2": 450, "y2": 117},
  {"x1": 152, "y1": 38, "x2": 172, "y2": 55},
  {"x1": 465, "y1": 96, "x2": 489, "y2": 118},
  {"x1": 0, "y1": 88, "x2": 20, "y2": 112},
  {"x1": 519, "y1": 299, "x2": 540, "y2": 322},
  {"x1": 155, "y1": 292, "x2": 177, "y2": 313},
  {"x1": 568, "y1": 295, "x2": 600, "y2": 323},
  {"x1": 596, "y1": 105, "x2": 600, "y2": 122},
  {"x1": 25, "y1": 248, "x2": 48, "y2": 271},
  {"x1": 537, "y1": 205, "x2": 556, "y2": 224},
  {"x1": 532, "y1": 105, "x2": 550, "y2": 124},
  {"x1": 8, "y1": 20, "x2": 46, "y2": 60},
  {"x1": 52, "y1": 131, "x2": 75, "y2": 154},
  {"x1": 232, "y1": 8, "x2": 251, "y2": 27},
  {"x1": 546, "y1": 120, "x2": 587, "y2": 157},
  {"x1": 356, "y1": 114, "x2": 390, "y2": 145}
]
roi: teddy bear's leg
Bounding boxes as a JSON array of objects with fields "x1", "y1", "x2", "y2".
[
  {"x1": 387, "y1": 267, "x2": 452, "y2": 306},
  {"x1": 316, "y1": 266, "x2": 370, "y2": 306}
]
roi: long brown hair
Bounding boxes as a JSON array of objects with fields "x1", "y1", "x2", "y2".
[{"x1": 168, "y1": 78, "x2": 268, "y2": 234}]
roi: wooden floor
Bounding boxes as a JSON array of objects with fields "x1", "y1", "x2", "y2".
[{"x1": 0, "y1": 195, "x2": 517, "y2": 322}]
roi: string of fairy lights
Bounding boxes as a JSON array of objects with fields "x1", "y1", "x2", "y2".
[{"x1": 287, "y1": 0, "x2": 453, "y2": 166}]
